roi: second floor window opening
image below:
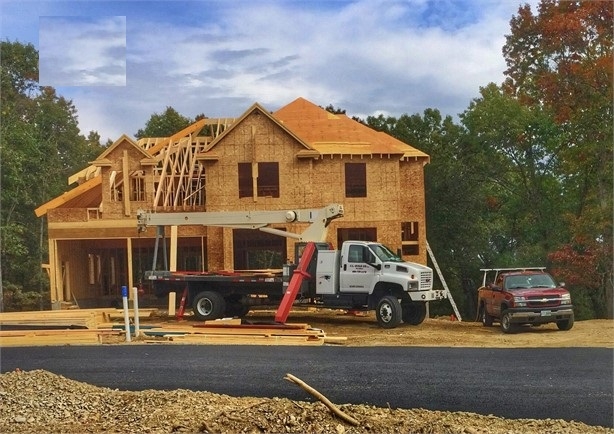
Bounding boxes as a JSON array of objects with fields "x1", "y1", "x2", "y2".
[
  {"x1": 345, "y1": 163, "x2": 367, "y2": 197},
  {"x1": 238, "y1": 162, "x2": 280, "y2": 198}
]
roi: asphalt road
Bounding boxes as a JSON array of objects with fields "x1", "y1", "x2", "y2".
[{"x1": 1, "y1": 346, "x2": 612, "y2": 428}]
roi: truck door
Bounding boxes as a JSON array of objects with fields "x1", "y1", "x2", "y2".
[{"x1": 339, "y1": 244, "x2": 378, "y2": 293}]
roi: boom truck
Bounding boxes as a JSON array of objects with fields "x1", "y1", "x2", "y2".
[{"x1": 136, "y1": 204, "x2": 446, "y2": 328}]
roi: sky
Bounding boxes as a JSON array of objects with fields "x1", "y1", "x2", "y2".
[{"x1": 1, "y1": 0, "x2": 538, "y2": 143}]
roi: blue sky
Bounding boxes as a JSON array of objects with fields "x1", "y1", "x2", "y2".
[{"x1": 1, "y1": 0, "x2": 537, "y2": 142}]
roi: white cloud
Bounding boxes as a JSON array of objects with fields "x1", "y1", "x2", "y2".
[
  {"x1": 39, "y1": 16, "x2": 126, "y2": 86},
  {"x1": 3, "y1": 0, "x2": 539, "y2": 141}
]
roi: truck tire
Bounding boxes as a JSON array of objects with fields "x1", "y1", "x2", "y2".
[
  {"x1": 402, "y1": 302, "x2": 426, "y2": 325},
  {"x1": 192, "y1": 291, "x2": 226, "y2": 321},
  {"x1": 557, "y1": 314, "x2": 574, "y2": 331},
  {"x1": 500, "y1": 310, "x2": 517, "y2": 333},
  {"x1": 225, "y1": 302, "x2": 250, "y2": 318},
  {"x1": 480, "y1": 304, "x2": 494, "y2": 327},
  {"x1": 376, "y1": 295, "x2": 402, "y2": 329}
]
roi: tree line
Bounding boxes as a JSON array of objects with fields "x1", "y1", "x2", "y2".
[{"x1": 1, "y1": 1, "x2": 611, "y2": 318}]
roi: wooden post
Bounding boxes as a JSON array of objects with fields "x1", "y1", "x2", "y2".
[
  {"x1": 127, "y1": 237, "x2": 134, "y2": 292},
  {"x1": 168, "y1": 292, "x2": 176, "y2": 316},
  {"x1": 170, "y1": 226, "x2": 178, "y2": 272},
  {"x1": 122, "y1": 150, "x2": 131, "y2": 216},
  {"x1": 48, "y1": 239, "x2": 60, "y2": 307}
]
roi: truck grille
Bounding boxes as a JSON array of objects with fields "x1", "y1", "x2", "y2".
[
  {"x1": 420, "y1": 270, "x2": 433, "y2": 291},
  {"x1": 527, "y1": 295, "x2": 561, "y2": 308}
]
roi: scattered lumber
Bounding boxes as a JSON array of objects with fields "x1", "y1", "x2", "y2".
[
  {"x1": 0, "y1": 308, "x2": 346, "y2": 347},
  {"x1": 0, "y1": 329, "x2": 121, "y2": 347}
]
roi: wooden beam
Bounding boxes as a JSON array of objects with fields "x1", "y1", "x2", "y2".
[
  {"x1": 146, "y1": 118, "x2": 206, "y2": 157},
  {"x1": 35, "y1": 176, "x2": 102, "y2": 217},
  {"x1": 170, "y1": 226, "x2": 178, "y2": 272},
  {"x1": 122, "y1": 150, "x2": 131, "y2": 216},
  {"x1": 127, "y1": 237, "x2": 134, "y2": 292}
]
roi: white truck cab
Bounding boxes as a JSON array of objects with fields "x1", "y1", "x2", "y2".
[{"x1": 289, "y1": 240, "x2": 446, "y2": 328}]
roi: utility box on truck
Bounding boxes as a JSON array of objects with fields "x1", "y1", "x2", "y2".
[{"x1": 315, "y1": 250, "x2": 339, "y2": 295}]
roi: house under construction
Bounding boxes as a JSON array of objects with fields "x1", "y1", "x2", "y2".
[{"x1": 35, "y1": 97, "x2": 430, "y2": 308}]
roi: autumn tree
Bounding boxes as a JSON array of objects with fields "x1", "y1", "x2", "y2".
[{"x1": 503, "y1": 1, "x2": 613, "y2": 317}]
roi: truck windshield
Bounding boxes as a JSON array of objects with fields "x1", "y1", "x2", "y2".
[
  {"x1": 369, "y1": 244, "x2": 403, "y2": 262},
  {"x1": 505, "y1": 274, "x2": 557, "y2": 289}
]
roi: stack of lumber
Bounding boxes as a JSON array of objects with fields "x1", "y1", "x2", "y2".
[
  {"x1": 0, "y1": 329, "x2": 122, "y2": 346},
  {"x1": 0, "y1": 309, "x2": 120, "y2": 346},
  {"x1": 143, "y1": 319, "x2": 345, "y2": 346},
  {"x1": 0, "y1": 309, "x2": 104, "y2": 329}
]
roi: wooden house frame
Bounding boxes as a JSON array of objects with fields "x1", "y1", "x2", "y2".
[{"x1": 35, "y1": 97, "x2": 430, "y2": 308}]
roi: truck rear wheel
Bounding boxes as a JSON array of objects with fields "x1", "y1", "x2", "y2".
[
  {"x1": 376, "y1": 295, "x2": 402, "y2": 328},
  {"x1": 402, "y1": 302, "x2": 426, "y2": 325},
  {"x1": 480, "y1": 304, "x2": 494, "y2": 327},
  {"x1": 225, "y1": 302, "x2": 250, "y2": 318},
  {"x1": 193, "y1": 291, "x2": 226, "y2": 321}
]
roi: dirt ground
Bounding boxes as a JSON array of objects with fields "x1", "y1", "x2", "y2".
[{"x1": 243, "y1": 308, "x2": 614, "y2": 348}]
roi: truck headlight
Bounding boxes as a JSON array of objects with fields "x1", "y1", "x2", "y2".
[
  {"x1": 560, "y1": 293, "x2": 572, "y2": 305},
  {"x1": 407, "y1": 281, "x2": 419, "y2": 291},
  {"x1": 513, "y1": 296, "x2": 527, "y2": 307}
]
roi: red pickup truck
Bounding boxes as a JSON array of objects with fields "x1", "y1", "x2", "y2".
[{"x1": 477, "y1": 268, "x2": 574, "y2": 333}]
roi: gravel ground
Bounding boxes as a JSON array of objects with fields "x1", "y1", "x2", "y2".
[{"x1": 1, "y1": 369, "x2": 612, "y2": 434}]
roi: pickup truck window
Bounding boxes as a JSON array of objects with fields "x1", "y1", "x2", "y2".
[{"x1": 504, "y1": 274, "x2": 556, "y2": 290}]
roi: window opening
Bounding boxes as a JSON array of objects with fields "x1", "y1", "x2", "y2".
[
  {"x1": 345, "y1": 163, "x2": 367, "y2": 197},
  {"x1": 401, "y1": 221, "x2": 419, "y2": 255}
]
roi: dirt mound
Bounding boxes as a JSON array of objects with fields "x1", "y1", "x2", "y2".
[{"x1": 1, "y1": 369, "x2": 611, "y2": 434}]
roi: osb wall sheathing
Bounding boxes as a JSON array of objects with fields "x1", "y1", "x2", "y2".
[{"x1": 203, "y1": 112, "x2": 315, "y2": 211}]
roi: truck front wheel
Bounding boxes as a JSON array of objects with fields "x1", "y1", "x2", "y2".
[
  {"x1": 402, "y1": 302, "x2": 426, "y2": 325},
  {"x1": 500, "y1": 310, "x2": 517, "y2": 334},
  {"x1": 557, "y1": 314, "x2": 574, "y2": 331},
  {"x1": 376, "y1": 295, "x2": 402, "y2": 328},
  {"x1": 193, "y1": 291, "x2": 226, "y2": 321}
]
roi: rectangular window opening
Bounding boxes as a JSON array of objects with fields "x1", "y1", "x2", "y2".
[{"x1": 345, "y1": 163, "x2": 367, "y2": 197}]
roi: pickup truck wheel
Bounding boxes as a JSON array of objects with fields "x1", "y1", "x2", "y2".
[
  {"x1": 193, "y1": 291, "x2": 226, "y2": 321},
  {"x1": 402, "y1": 302, "x2": 426, "y2": 325},
  {"x1": 500, "y1": 310, "x2": 517, "y2": 334},
  {"x1": 557, "y1": 314, "x2": 574, "y2": 331},
  {"x1": 480, "y1": 305, "x2": 494, "y2": 327},
  {"x1": 376, "y1": 295, "x2": 402, "y2": 329}
]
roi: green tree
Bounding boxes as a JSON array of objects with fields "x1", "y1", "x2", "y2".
[
  {"x1": 368, "y1": 109, "x2": 486, "y2": 319},
  {"x1": 135, "y1": 106, "x2": 193, "y2": 138},
  {"x1": 461, "y1": 83, "x2": 568, "y2": 264},
  {"x1": 0, "y1": 40, "x2": 103, "y2": 311}
]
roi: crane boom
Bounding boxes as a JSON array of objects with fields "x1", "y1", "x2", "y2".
[{"x1": 136, "y1": 203, "x2": 344, "y2": 242}]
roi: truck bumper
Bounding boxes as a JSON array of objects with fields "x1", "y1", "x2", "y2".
[
  {"x1": 507, "y1": 307, "x2": 574, "y2": 324},
  {"x1": 407, "y1": 290, "x2": 447, "y2": 302}
]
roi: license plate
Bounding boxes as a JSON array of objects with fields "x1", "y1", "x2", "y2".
[{"x1": 541, "y1": 310, "x2": 551, "y2": 317}]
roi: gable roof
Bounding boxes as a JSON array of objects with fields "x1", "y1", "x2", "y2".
[
  {"x1": 273, "y1": 97, "x2": 429, "y2": 161},
  {"x1": 202, "y1": 102, "x2": 314, "y2": 153}
]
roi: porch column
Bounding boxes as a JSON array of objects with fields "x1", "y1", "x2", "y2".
[{"x1": 127, "y1": 237, "x2": 134, "y2": 295}]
